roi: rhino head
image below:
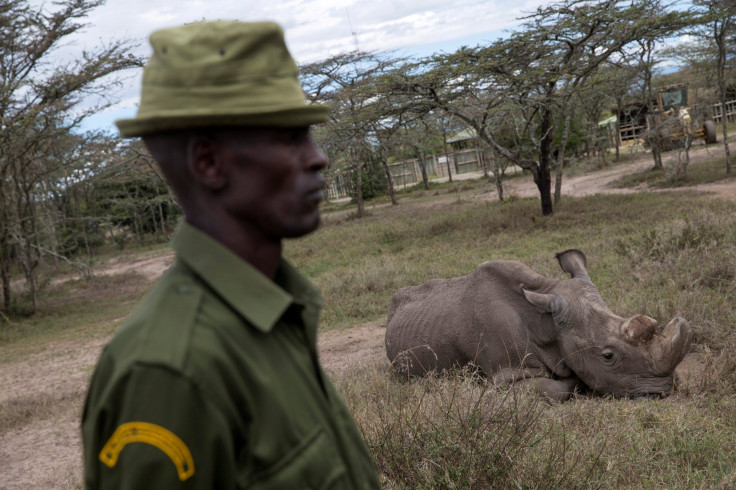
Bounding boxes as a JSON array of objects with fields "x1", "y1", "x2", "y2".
[{"x1": 521, "y1": 250, "x2": 692, "y2": 398}]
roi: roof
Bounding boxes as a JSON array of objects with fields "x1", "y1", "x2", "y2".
[
  {"x1": 446, "y1": 128, "x2": 478, "y2": 144},
  {"x1": 598, "y1": 115, "x2": 617, "y2": 127}
]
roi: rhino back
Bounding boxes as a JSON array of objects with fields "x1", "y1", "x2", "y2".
[
  {"x1": 386, "y1": 274, "x2": 475, "y2": 373},
  {"x1": 385, "y1": 260, "x2": 558, "y2": 376}
]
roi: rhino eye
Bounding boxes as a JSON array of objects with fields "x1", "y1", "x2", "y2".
[{"x1": 602, "y1": 350, "x2": 615, "y2": 361}]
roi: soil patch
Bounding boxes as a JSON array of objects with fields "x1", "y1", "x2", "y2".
[
  {"x1": 318, "y1": 321, "x2": 389, "y2": 375},
  {"x1": 0, "y1": 336, "x2": 108, "y2": 489}
]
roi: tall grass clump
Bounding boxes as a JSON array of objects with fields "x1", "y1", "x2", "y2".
[{"x1": 335, "y1": 364, "x2": 604, "y2": 489}]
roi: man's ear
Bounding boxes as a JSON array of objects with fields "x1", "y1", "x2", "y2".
[{"x1": 187, "y1": 136, "x2": 227, "y2": 191}]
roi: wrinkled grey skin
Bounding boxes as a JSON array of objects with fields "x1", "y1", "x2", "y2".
[{"x1": 385, "y1": 250, "x2": 692, "y2": 401}]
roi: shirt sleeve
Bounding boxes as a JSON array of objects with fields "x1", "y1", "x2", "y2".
[{"x1": 82, "y1": 362, "x2": 238, "y2": 490}]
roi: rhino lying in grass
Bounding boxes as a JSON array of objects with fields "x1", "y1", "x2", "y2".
[{"x1": 385, "y1": 250, "x2": 691, "y2": 401}]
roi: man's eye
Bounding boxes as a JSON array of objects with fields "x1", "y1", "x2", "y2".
[{"x1": 286, "y1": 128, "x2": 309, "y2": 143}]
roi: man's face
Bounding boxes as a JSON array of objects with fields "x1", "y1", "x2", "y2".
[{"x1": 218, "y1": 126, "x2": 327, "y2": 240}]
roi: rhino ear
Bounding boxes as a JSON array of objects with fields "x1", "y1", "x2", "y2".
[
  {"x1": 521, "y1": 286, "x2": 567, "y2": 317},
  {"x1": 555, "y1": 249, "x2": 590, "y2": 280}
]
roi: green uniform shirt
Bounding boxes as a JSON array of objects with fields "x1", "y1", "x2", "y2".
[{"x1": 82, "y1": 223, "x2": 381, "y2": 489}]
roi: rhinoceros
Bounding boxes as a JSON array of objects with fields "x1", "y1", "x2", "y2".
[{"x1": 385, "y1": 250, "x2": 691, "y2": 401}]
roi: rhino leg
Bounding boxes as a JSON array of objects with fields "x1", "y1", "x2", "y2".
[
  {"x1": 492, "y1": 368, "x2": 582, "y2": 402},
  {"x1": 390, "y1": 344, "x2": 441, "y2": 376},
  {"x1": 492, "y1": 367, "x2": 549, "y2": 385},
  {"x1": 514, "y1": 377, "x2": 582, "y2": 402}
]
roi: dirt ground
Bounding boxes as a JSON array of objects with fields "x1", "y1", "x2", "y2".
[{"x1": 0, "y1": 142, "x2": 733, "y2": 489}]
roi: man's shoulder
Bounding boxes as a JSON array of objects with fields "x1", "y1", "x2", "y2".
[{"x1": 103, "y1": 264, "x2": 206, "y2": 373}]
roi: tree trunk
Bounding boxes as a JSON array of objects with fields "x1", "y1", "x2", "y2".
[
  {"x1": 0, "y1": 176, "x2": 11, "y2": 311},
  {"x1": 494, "y1": 162, "x2": 505, "y2": 202},
  {"x1": 411, "y1": 144, "x2": 430, "y2": 190},
  {"x1": 615, "y1": 97, "x2": 622, "y2": 161},
  {"x1": 721, "y1": 102, "x2": 732, "y2": 175},
  {"x1": 647, "y1": 115, "x2": 664, "y2": 170},
  {"x1": 716, "y1": 21, "x2": 732, "y2": 174},
  {"x1": 0, "y1": 230, "x2": 10, "y2": 312},
  {"x1": 650, "y1": 140, "x2": 663, "y2": 170},
  {"x1": 539, "y1": 105, "x2": 554, "y2": 216},
  {"x1": 477, "y1": 132, "x2": 505, "y2": 202},
  {"x1": 159, "y1": 201, "x2": 167, "y2": 237},
  {"x1": 554, "y1": 109, "x2": 574, "y2": 206},
  {"x1": 381, "y1": 152, "x2": 398, "y2": 205},
  {"x1": 479, "y1": 146, "x2": 488, "y2": 178},
  {"x1": 353, "y1": 146, "x2": 365, "y2": 217},
  {"x1": 441, "y1": 127, "x2": 453, "y2": 183}
]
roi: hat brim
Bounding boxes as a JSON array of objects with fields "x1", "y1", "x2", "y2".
[{"x1": 115, "y1": 105, "x2": 330, "y2": 138}]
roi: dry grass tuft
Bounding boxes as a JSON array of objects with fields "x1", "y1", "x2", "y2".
[{"x1": 335, "y1": 364, "x2": 604, "y2": 488}]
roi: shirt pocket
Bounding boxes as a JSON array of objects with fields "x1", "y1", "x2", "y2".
[{"x1": 241, "y1": 426, "x2": 350, "y2": 490}]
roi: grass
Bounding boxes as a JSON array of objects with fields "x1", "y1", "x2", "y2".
[
  {"x1": 288, "y1": 190, "x2": 736, "y2": 333},
  {"x1": 611, "y1": 154, "x2": 736, "y2": 189},
  {"x1": 0, "y1": 272, "x2": 149, "y2": 361},
  {"x1": 4, "y1": 165, "x2": 736, "y2": 487},
  {"x1": 285, "y1": 188, "x2": 736, "y2": 488}
]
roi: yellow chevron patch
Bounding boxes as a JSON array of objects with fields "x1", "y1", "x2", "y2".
[{"x1": 99, "y1": 422, "x2": 195, "y2": 481}]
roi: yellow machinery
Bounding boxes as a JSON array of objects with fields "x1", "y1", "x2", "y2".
[{"x1": 618, "y1": 83, "x2": 717, "y2": 149}]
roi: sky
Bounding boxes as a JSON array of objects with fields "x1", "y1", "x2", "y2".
[{"x1": 46, "y1": 0, "x2": 554, "y2": 133}]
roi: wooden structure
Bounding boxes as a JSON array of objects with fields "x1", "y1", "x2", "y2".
[{"x1": 712, "y1": 99, "x2": 736, "y2": 125}]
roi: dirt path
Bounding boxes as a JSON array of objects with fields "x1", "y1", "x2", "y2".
[
  {"x1": 318, "y1": 321, "x2": 389, "y2": 374},
  {"x1": 488, "y1": 141, "x2": 736, "y2": 201},
  {"x1": 0, "y1": 142, "x2": 733, "y2": 489},
  {"x1": 0, "y1": 337, "x2": 110, "y2": 489}
]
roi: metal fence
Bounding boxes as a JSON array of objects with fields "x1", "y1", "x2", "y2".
[
  {"x1": 325, "y1": 148, "x2": 499, "y2": 200},
  {"x1": 325, "y1": 169, "x2": 353, "y2": 200},
  {"x1": 432, "y1": 148, "x2": 494, "y2": 179},
  {"x1": 711, "y1": 99, "x2": 736, "y2": 125}
]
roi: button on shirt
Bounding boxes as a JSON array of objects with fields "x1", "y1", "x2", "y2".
[{"x1": 82, "y1": 222, "x2": 381, "y2": 489}]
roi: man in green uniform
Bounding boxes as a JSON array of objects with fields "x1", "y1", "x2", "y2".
[{"x1": 82, "y1": 21, "x2": 381, "y2": 489}]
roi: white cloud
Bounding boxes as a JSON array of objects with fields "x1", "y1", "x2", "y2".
[{"x1": 26, "y1": 0, "x2": 555, "y2": 132}]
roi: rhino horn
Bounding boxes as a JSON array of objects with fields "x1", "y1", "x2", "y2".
[
  {"x1": 621, "y1": 315, "x2": 658, "y2": 345},
  {"x1": 555, "y1": 249, "x2": 590, "y2": 281},
  {"x1": 651, "y1": 317, "x2": 692, "y2": 375}
]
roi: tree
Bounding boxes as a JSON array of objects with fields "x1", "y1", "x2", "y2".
[
  {"x1": 392, "y1": 0, "x2": 687, "y2": 215},
  {"x1": 399, "y1": 115, "x2": 444, "y2": 190},
  {"x1": 693, "y1": 0, "x2": 736, "y2": 174},
  {"x1": 300, "y1": 52, "x2": 399, "y2": 217},
  {"x1": 662, "y1": 37, "x2": 720, "y2": 89},
  {"x1": 521, "y1": 0, "x2": 691, "y2": 205},
  {"x1": 0, "y1": 0, "x2": 141, "y2": 313},
  {"x1": 89, "y1": 138, "x2": 180, "y2": 248}
]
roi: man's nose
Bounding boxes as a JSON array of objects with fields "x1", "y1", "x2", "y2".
[{"x1": 304, "y1": 138, "x2": 328, "y2": 171}]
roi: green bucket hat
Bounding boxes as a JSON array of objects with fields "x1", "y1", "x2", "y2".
[{"x1": 116, "y1": 21, "x2": 329, "y2": 137}]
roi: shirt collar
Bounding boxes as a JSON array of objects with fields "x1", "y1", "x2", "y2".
[{"x1": 171, "y1": 221, "x2": 323, "y2": 333}]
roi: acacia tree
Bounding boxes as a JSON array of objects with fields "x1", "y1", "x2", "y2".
[
  {"x1": 369, "y1": 72, "x2": 442, "y2": 195},
  {"x1": 391, "y1": 0, "x2": 685, "y2": 215},
  {"x1": 693, "y1": 0, "x2": 736, "y2": 174},
  {"x1": 0, "y1": 0, "x2": 141, "y2": 313},
  {"x1": 399, "y1": 115, "x2": 444, "y2": 190},
  {"x1": 300, "y1": 52, "x2": 399, "y2": 217},
  {"x1": 663, "y1": 37, "x2": 720, "y2": 89}
]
